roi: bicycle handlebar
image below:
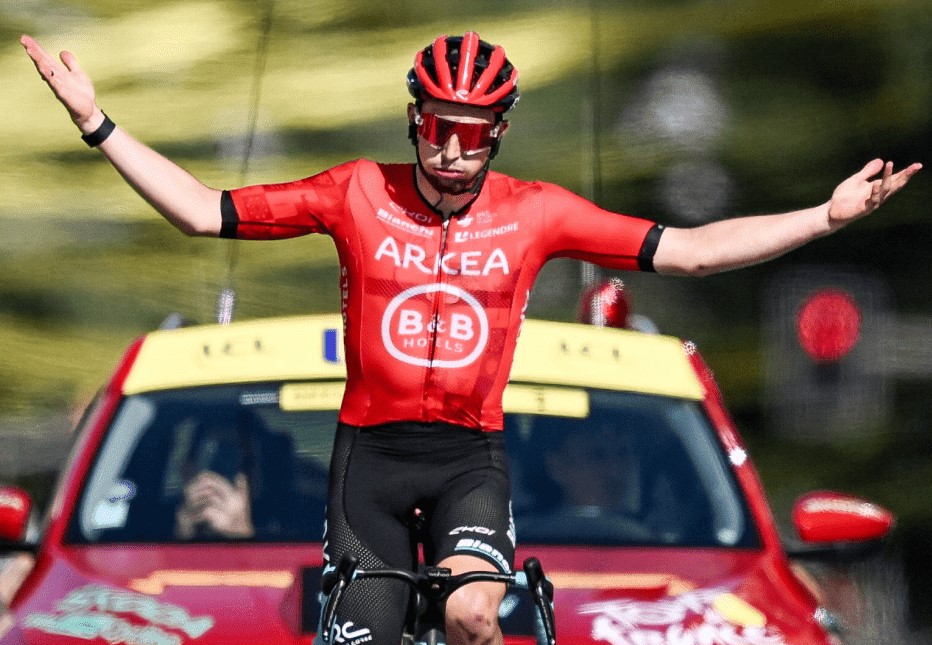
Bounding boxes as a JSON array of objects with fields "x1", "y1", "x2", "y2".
[{"x1": 319, "y1": 554, "x2": 556, "y2": 645}]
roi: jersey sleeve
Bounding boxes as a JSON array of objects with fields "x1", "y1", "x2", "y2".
[
  {"x1": 220, "y1": 160, "x2": 359, "y2": 240},
  {"x1": 539, "y1": 183, "x2": 664, "y2": 272}
]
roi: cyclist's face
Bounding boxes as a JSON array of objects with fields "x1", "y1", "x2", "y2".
[{"x1": 409, "y1": 100, "x2": 508, "y2": 193}]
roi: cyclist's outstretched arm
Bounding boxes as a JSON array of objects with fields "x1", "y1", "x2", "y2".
[
  {"x1": 653, "y1": 158, "x2": 921, "y2": 276},
  {"x1": 21, "y1": 35, "x2": 222, "y2": 237}
]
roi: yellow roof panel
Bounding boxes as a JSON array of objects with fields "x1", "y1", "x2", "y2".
[
  {"x1": 122, "y1": 315, "x2": 703, "y2": 401},
  {"x1": 510, "y1": 320, "x2": 703, "y2": 400},
  {"x1": 121, "y1": 314, "x2": 346, "y2": 395}
]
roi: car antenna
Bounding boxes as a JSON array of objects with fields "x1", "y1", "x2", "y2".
[
  {"x1": 580, "y1": 0, "x2": 604, "y2": 292},
  {"x1": 216, "y1": 0, "x2": 276, "y2": 324}
]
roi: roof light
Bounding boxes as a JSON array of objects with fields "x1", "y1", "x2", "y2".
[{"x1": 577, "y1": 278, "x2": 629, "y2": 328}]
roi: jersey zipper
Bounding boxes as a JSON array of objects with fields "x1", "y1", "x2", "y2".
[{"x1": 422, "y1": 216, "x2": 451, "y2": 403}]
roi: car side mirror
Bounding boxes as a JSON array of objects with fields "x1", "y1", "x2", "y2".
[
  {"x1": 0, "y1": 486, "x2": 33, "y2": 545},
  {"x1": 785, "y1": 491, "x2": 894, "y2": 562}
]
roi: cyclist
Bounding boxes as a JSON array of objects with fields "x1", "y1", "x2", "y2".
[{"x1": 22, "y1": 30, "x2": 919, "y2": 645}]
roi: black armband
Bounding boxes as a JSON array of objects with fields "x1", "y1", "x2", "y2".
[
  {"x1": 219, "y1": 191, "x2": 240, "y2": 239},
  {"x1": 81, "y1": 113, "x2": 116, "y2": 148},
  {"x1": 637, "y1": 223, "x2": 665, "y2": 272}
]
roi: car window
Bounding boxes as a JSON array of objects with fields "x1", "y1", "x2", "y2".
[
  {"x1": 66, "y1": 382, "x2": 337, "y2": 544},
  {"x1": 506, "y1": 389, "x2": 760, "y2": 548},
  {"x1": 66, "y1": 383, "x2": 757, "y2": 549}
]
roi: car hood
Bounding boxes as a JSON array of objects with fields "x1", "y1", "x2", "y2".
[
  {"x1": 9, "y1": 545, "x2": 831, "y2": 645},
  {"x1": 509, "y1": 545, "x2": 832, "y2": 645},
  {"x1": 9, "y1": 545, "x2": 317, "y2": 644}
]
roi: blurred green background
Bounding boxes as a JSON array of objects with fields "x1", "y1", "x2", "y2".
[{"x1": 1, "y1": 0, "x2": 930, "y2": 637}]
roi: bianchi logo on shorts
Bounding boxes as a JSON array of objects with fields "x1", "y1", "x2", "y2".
[
  {"x1": 381, "y1": 284, "x2": 489, "y2": 368},
  {"x1": 455, "y1": 538, "x2": 511, "y2": 574}
]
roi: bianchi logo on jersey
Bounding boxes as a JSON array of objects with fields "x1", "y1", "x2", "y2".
[
  {"x1": 376, "y1": 207, "x2": 434, "y2": 239},
  {"x1": 381, "y1": 283, "x2": 489, "y2": 368}
]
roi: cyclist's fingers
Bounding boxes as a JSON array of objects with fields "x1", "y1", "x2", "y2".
[
  {"x1": 60, "y1": 49, "x2": 84, "y2": 75},
  {"x1": 20, "y1": 35, "x2": 58, "y2": 79}
]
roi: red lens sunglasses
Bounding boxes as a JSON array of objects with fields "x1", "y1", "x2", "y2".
[{"x1": 415, "y1": 111, "x2": 502, "y2": 154}]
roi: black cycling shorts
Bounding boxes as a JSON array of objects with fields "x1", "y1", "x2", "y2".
[{"x1": 318, "y1": 421, "x2": 514, "y2": 644}]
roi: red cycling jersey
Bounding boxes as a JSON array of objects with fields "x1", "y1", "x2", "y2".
[{"x1": 223, "y1": 159, "x2": 662, "y2": 431}]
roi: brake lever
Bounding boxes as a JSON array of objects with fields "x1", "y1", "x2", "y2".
[
  {"x1": 523, "y1": 557, "x2": 556, "y2": 645},
  {"x1": 320, "y1": 554, "x2": 359, "y2": 643}
]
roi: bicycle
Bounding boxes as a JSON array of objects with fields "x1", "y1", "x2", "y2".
[{"x1": 318, "y1": 552, "x2": 557, "y2": 645}]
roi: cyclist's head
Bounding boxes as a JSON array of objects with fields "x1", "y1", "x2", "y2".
[
  {"x1": 407, "y1": 32, "x2": 520, "y2": 115},
  {"x1": 406, "y1": 32, "x2": 518, "y2": 196}
]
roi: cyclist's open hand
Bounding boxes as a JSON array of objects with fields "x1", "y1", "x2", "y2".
[
  {"x1": 21, "y1": 34, "x2": 102, "y2": 132},
  {"x1": 828, "y1": 159, "x2": 922, "y2": 230}
]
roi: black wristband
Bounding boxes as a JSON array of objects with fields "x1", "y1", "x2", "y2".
[{"x1": 81, "y1": 113, "x2": 116, "y2": 147}]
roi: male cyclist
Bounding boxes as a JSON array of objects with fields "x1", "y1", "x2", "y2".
[{"x1": 23, "y1": 30, "x2": 919, "y2": 645}]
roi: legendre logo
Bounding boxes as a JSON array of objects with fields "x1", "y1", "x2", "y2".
[
  {"x1": 453, "y1": 222, "x2": 519, "y2": 244},
  {"x1": 381, "y1": 283, "x2": 490, "y2": 368}
]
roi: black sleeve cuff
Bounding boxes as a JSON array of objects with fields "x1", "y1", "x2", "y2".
[
  {"x1": 219, "y1": 191, "x2": 240, "y2": 239},
  {"x1": 81, "y1": 113, "x2": 116, "y2": 147},
  {"x1": 637, "y1": 224, "x2": 665, "y2": 272}
]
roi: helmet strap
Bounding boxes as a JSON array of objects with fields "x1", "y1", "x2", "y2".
[
  {"x1": 488, "y1": 113, "x2": 505, "y2": 159},
  {"x1": 466, "y1": 159, "x2": 491, "y2": 196},
  {"x1": 407, "y1": 100, "x2": 424, "y2": 145}
]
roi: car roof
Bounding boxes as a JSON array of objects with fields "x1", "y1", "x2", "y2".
[{"x1": 121, "y1": 314, "x2": 704, "y2": 401}]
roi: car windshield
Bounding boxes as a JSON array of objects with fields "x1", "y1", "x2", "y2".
[
  {"x1": 66, "y1": 382, "x2": 758, "y2": 548},
  {"x1": 66, "y1": 382, "x2": 338, "y2": 544},
  {"x1": 507, "y1": 388, "x2": 759, "y2": 548}
]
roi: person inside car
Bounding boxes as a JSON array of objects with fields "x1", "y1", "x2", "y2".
[
  {"x1": 174, "y1": 469, "x2": 257, "y2": 540},
  {"x1": 522, "y1": 424, "x2": 653, "y2": 542},
  {"x1": 22, "y1": 29, "x2": 921, "y2": 645},
  {"x1": 171, "y1": 414, "x2": 296, "y2": 541},
  {"x1": 175, "y1": 428, "x2": 255, "y2": 540}
]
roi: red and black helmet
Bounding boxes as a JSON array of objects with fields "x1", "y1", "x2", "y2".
[{"x1": 407, "y1": 32, "x2": 520, "y2": 113}]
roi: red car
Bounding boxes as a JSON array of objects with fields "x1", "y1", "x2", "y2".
[{"x1": 0, "y1": 312, "x2": 893, "y2": 644}]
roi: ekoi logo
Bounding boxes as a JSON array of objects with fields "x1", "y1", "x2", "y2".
[{"x1": 381, "y1": 284, "x2": 489, "y2": 368}]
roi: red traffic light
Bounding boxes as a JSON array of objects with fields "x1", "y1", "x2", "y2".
[{"x1": 796, "y1": 288, "x2": 861, "y2": 363}]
